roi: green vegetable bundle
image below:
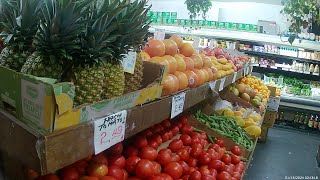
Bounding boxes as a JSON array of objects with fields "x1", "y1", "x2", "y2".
[{"x1": 195, "y1": 110, "x2": 254, "y2": 150}]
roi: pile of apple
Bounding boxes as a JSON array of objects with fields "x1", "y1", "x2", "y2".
[
  {"x1": 29, "y1": 117, "x2": 246, "y2": 180},
  {"x1": 203, "y1": 47, "x2": 250, "y2": 72}
]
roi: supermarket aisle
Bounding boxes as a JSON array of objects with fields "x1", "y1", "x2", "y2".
[{"x1": 245, "y1": 127, "x2": 320, "y2": 180}]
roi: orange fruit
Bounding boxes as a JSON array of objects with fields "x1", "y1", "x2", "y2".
[
  {"x1": 174, "y1": 55, "x2": 186, "y2": 72},
  {"x1": 171, "y1": 74, "x2": 180, "y2": 92},
  {"x1": 174, "y1": 71, "x2": 188, "y2": 90},
  {"x1": 163, "y1": 55, "x2": 177, "y2": 74},
  {"x1": 163, "y1": 39, "x2": 178, "y2": 56},
  {"x1": 192, "y1": 69, "x2": 204, "y2": 86},
  {"x1": 162, "y1": 74, "x2": 177, "y2": 96},
  {"x1": 200, "y1": 69, "x2": 209, "y2": 83},
  {"x1": 144, "y1": 40, "x2": 165, "y2": 57},
  {"x1": 204, "y1": 68, "x2": 214, "y2": 81},
  {"x1": 191, "y1": 54, "x2": 204, "y2": 69},
  {"x1": 177, "y1": 54, "x2": 185, "y2": 58},
  {"x1": 183, "y1": 57, "x2": 195, "y2": 70},
  {"x1": 180, "y1": 43, "x2": 195, "y2": 57},
  {"x1": 184, "y1": 70, "x2": 198, "y2": 88},
  {"x1": 140, "y1": 51, "x2": 151, "y2": 61},
  {"x1": 169, "y1": 35, "x2": 184, "y2": 48},
  {"x1": 202, "y1": 56, "x2": 212, "y2": 68},
  {"x1": 150, "y1": 56, "x2": 169, "y2": 71}
]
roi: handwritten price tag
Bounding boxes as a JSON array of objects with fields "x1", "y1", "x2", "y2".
[
  {"x1": 154, "y1": 29, "x2": 165, "y2": 40},
  {"x1": 122, "y1": 51, "x2": 137, "y2": 74},
  {"x1": 219, "y1": 77, "x2": 226, "y2": 91},
  {"x1": 94, "y1": 110, "x2": 127, "y2": 154},
  {"x1": 232, "y1": 72, "x2": 237, "y2": 83},
  {"x1": 171, "y1": 92, "x2": 186, "y2": 119}
]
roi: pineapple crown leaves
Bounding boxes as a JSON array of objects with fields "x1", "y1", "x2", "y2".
[
  {"x1": 75, "y1": 0, "x2": 129, "y2": 66},
  {"x1": 33, "y1": 0, "x2": 92, "y2": 64},
  {"x1": 110, "y1": 0, "x2": 151, "y2": 61},
  {"x1": 0, "y1": 0, "x2": 43, "y2": 52}
]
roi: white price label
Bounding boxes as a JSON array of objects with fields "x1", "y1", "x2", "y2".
[
  {"x1": 154, "y1": 29, "x2": 165, "y2": 40},
  {"x1": 209, "y1": 40, "x2": 214, "y2": 48},
  {"x1": 219, "y1": 77, "x2": 226, "y2": 91},
  {"x1": 122, "y1": 51, "x2": 137, "y2": 74},
  {"x1": 193, "y1": 37, "x2": 200, "y2": 48},
  {"x1": 94, "y1": 110, "x2": 127, "y2": 154},
  {"x1": 209, "y1": 81, "x2": 217, "y2": 91},
  {"x1": 171, "y1": 92, "x2": 186, "y2": 119},
  {"x1": 232, "y1": 72, "x2": 237, "y2": 83}
]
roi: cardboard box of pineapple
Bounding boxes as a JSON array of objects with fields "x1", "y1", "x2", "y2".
[{"x1": 0, "y1": 0, "x2": 164, "y2": 133}]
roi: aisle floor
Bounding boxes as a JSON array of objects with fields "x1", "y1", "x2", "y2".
[{"x1": 245, "y1": 127, "x2": 320, "y2": 180}]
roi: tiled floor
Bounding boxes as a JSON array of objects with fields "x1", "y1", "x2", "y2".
[{"x1": 245, "y1": 127, "x2": 320, "y2": 180}]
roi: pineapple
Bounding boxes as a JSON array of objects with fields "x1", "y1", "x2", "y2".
[
  {"x1": 0, "y1": 0, "x2": 42, "y2": 71},
  {"x1": 124, "y1": 53, "x2": 144, "y2": 94},
  {"x1": 102, "y1": 0, "x2": 151, "y2": 98},
  {"x1": 20, "y1": 0, "x2": 90, "y2": 80}
]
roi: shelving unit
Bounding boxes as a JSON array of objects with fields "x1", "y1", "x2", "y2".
[{"x1": 0, "y1": 68, "x2": 250, "y2": 177}]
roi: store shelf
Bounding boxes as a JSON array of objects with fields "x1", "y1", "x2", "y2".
[
  {"x1": 149, "y1": 25, "x2": 320, "y2": 51},
  {"x1": 241, "y1": 50, "x2": 320, "y2": 64},
  {"x1": 279, "y1": 95, "x2": 320, "y2": 112},
  {"x1": 252, "y1": 65, "x2": 320, "y2": 81},
  {"x1": 0, "y1": 68, "x2": 251, "y2": 175}
]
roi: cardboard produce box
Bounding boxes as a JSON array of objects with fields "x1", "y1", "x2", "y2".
[{"x1": 0, "y1": 61, "x2": 166, "y2": 133}]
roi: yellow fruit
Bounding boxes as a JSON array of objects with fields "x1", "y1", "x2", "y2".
[
  {"x1": 244, "y1": 118, "x2": 255, "y2": 127},
  {"x1": 239, "y1": 108, "x2": 246, "y2": 113},
  {"x1": 234, "y1": 117, "x2": 245, "y2": 127},
  {"x1": 245, "y1": 125, "x2": 262, "y2": 137},
  {"x1": 249, "y1": 115, "x2": 262, "y2": 122},
  {"x1": 223, "y1": 109, "x2": 234, "y2": 117},
  {"x1": 234, "y1": 111, "x2": 243, "y2": 117}
]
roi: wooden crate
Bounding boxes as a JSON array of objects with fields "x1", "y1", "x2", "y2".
[{"x1": 262, "y1": 111, "x2": 277, "y2": 128}]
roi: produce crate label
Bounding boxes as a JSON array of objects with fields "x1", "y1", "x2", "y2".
[
  {"x1": 122, "y1": 51, "x2": 137, "y2": 74},
  {"x1": 171, "y1": 12, "x2": 177, "y2": 19},
  {"x1": 219, "y1": 77, "x2": 226, "y2": 91},
  {"x1": 94, "y1": 110, "x2": 127, "y2": 154},
  {"x1": 171, "y1": 92, "x2": 186, "y2": 118},
  {"x1": 232, "y1": 72, "x2": 237, "y2": 83},
  {"x1": 154, "y1": 29, "x2": 165, "y2": 40},
  {"x1": 267, "y1": 97, "x2": 280, "y2": 111}
]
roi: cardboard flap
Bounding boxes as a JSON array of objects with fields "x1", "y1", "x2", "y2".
[
  {"x1": 52, "y1": 82, "x2": 75, "y2": 115},
  {"x1": 141, "y1": 61, "x2": 167, "y2": 87}
]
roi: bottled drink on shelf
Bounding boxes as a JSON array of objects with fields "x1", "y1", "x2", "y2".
[
  {"x1": 299, "y1": 113, "x2": 304, "y2": 124},
  {"x1": 304, "y1": 114, "x2": 309, "y2": 125},
  {"x1": 308, "y1": 115, "x2": 314, "y2": 128},
  {"x1": 294, "y1": 112, "x2": 300, "y2": 123},
  {"x1": 313, "y1": 115, "x2": 319, "y2": 129},
  {"x1": 279, "y1": 111, "x2": 284, "y2": 120}
]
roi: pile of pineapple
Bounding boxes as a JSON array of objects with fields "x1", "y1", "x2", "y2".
[{"x1": 0, "y1": 0, "x2": 150, "y2": 106}]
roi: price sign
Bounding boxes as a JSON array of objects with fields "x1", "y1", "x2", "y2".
[
  {"x1": 232, "y1": 72, "x2": 237, "y2": 83},
  {"x1": 209, "y1": 81, "x2": 217, "y2": 91},
  {"x1": 94, "y1": 110, "x2": 127, "y2": 154},
  {"x1": 122, "y1": 51, "x2": 137, "y2": 74},
  {"x1": 219, "y1": 77, "x2": 226, "y2": 91},
  {"x1": 171, "y1": 92, "x2": 186, "y2": 118},
  {"x1": 154, "y1": 29, "x2": 165, "y2": 40}
]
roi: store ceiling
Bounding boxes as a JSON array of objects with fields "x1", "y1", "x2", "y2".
[{"x1": 214, "y1": 0, "x2": 282, "y2": 5}]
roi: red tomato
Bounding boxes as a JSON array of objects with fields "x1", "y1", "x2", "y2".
[
  {"x1": 151, "y1": 134, "x2": 163, "y2": 145},
  {"x1": 125, "y1": 156, "x2": 141, "y2": 174},
  {"x1": 199, "y1": 166, "x2": 210, "y2": 175},
  {"x1": 148, "y1": 140, "x2": 160, "y2": 149},
  {"x1": 200, "y1": 132, "x2": 207, "y2": 140},
  {"x1": 157, "y1": 149, "x2": 173, "y2": 165},
  {"x1": 208, "y1": 160, "x2": 224, "y2": 172},
  {"x1": 180, "y1": 134, "x2": 192, "y2": 146},
  {"x1": 100, "y1": 176, "x2": 117, "y2": 180},
  {"x1": 164, "y1": 162, "x2": 183, "y2": 179},
  {"x1": 209, "y1": 168, "x2": 218, "y2": 177},
  {"x1": 189, "y1": 171, "x2": 201, "y2": 180},
  {"x1": 181, "y1": 175, "x2": 190, "y2": 180},
  {"x1": 170, "y1": 126, "x2": 180, "y2": 136},
  {"x1": 180, "y1": 125, "x2": 193, "y2": 134},
  {"x1": 92, "y1": 154, "x2": 108, "y2": 165},
  {"x1": 179, "y1": 116, "x2": 189, "y2": 125},
  {"x1": 178, "y1": 161, "x2": 190, "y2": 175},
  {"x1": 230, "y1": 146, "x2": 241, "y2": 156},
  {"x1": 215, "y1": 139, "x2": 225, "y2": 147},
  {"x1": 209, "y1": 144, "x2": 220, "y2": 151},
  {"x1": 108, "y1": 143, "x2": 123, "y2": 155},
  {"x1": 190, "y1": 132, "x2": 201, "y2": 139},
  {"x1": 221, "y1": 154, "x2": 231, "y2": 165},
  {"x1": 231, "y1": 155, "x2": 240, "y2": 165},
  {"x1": 109, "y1": 156, "x2": 126, "y2": 168},
  {"x1": 107, "y1": 166, "x2": 124, "y2": 180},
  {"x1": 232, "y1": 178, "x2": 238, "y2": 180},
  {"x1": 201, "y1": 175, "x2": 215, "y2": 180},
  {"x1": 161, "y1": 132, "x2": 171, "y2": 142},
  {"x1": 73, "y1": 160, "x2": 88, "y2": 175},
  {"x1": 87, "y1": 163, "x2": 108, "y2": 177},
  {"x1": 186, "y1": 158, "x2": 198, "y2": 167},
  {"x1": 199, "y1": 153, "x2": 211, "y2": 165},
  {"x1": 238, "y1": 162, "x2": 245, "y2": 171},
  {"x1": 174, "y1": 121, "x2": 183, "y2": 129},
  {"x1": 135, "y1": 159, "x2": 155, "y2": 178},
  {"x1": 191, "y1": 138, "x2": 201, "y2": 145},
  {"x1": 140, "y1": 146, "x2": 158, "y2": 161},
  {"x1": 171, "y1": 154, "x2": 181, "y2": 162},
  {"x1": 152, "y1": 161, "x2": 162, "y2": 175},
  {"x1": 183, "y1": 146, "x2": 192, "y2": 154},
  {"x1": 229, "y1": 164, "x2": 235, "y2": 171},
  {"x1": 127, "y1": 178, "x2": 140, "y2": 180},
  {"x1": 167, "y1": 131, "x2": 173, "y2": 139},
  {"x1": 123, "y1": 169, "x2": 128, "y2": 180},
  {"x1": 135, "y1": 136, "x2": 148, "y2": 149},
  {"x1": 124, "y1": 146, "x2": 138, "y2": 158},
  {"x1": 161, "y1": 119, "x2": 172, "y2": 129},
  {"x1": 217, "y1": 171, "x2": 232, "y2": 180},
  {"x1": 201, "y1": 139, "x2": 209, "y2": 147},
  {"x1": 141, "y1": 129, "x2": 153, "y2": 137},
  {"x1": 177, "y1": 149, "x2": 190, "y2": 161},
  {"x1": 190, "y1": 144, "x2": 202, "y2": 158},
  {"x1": 61, "y1": 167, "x2": 79, "y2": 180},
  {"x1": 169, "y1": 139, "x2": 184, "y2": 152},
  {"x1": 40, "y1": 174, "x2": 59, "y2": 180},
  {"x1": 189, "y1": 167, "x2": 197, "y2": 174},
  {"x1": 217, "y1": 148, "x2": 225, "y2": 160},
  {"x1": 222, "y1": 165, "x2": 234, "y2": 175},
  {"x1": 159, "y1": 173, "x2": 174, "y2": 180},
  {"x1": 232, "y1": 172, "x2": 241, "y2": 180},
  {"x1": 207, "y1": 149, "x2": 219, "y2": 160},
  {"x1": 152, "y1": 124, "x2": 164, "y2": 134}
]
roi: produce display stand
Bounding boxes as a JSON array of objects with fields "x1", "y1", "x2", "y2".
[{"x1": 0, "y1": 67, "x2": 251, "y2": 178}]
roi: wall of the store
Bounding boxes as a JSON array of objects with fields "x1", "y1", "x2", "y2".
[{"x1": 149, "y1": 0, "x2": 290, "y2": 33}]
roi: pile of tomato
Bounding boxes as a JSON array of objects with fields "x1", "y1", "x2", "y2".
[{"x1": 30, "y1": 116, "x2": 246, "y2": 180}]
